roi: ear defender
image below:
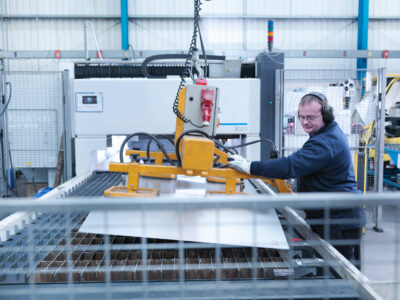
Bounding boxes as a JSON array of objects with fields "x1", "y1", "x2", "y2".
[{"x1": 303, "y1": 92, "x2": 334, "y2": 124}]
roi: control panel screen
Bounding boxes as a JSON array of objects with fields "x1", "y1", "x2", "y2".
[
  {"x1": 75, "y1": 92, "x2": 103, "y2": 112},
  {"x1": 82, "y1": 95, "x2": 97, "y2": 104}
]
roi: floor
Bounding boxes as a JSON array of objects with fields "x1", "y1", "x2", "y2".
[
  {"x1": 362, "y1": 205, "x2": 400, "y2": 299},
  {"x1": 363, "y1": 206, "x2": 400, "y2": 281}
]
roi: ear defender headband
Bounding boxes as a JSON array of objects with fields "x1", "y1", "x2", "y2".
[{"x1": 302, "y1": 92, "x2": 335, "y2": 124}]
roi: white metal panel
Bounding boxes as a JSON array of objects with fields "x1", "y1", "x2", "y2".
[
  {"x1": 129, "y1": 0, "x2": 192, "y2": 16},
  {"x1": 72, "y1": 78, "x2": 261, "y2": 173},
  {"x1": 369, "y1": 20, "x2": 400, "y2": 50},
  {"x1": 202, "y1": 0, "x2": 243, "y2": 16},
  {"x1": 247, "y1": 0, "x2": 357, "y2": 16},
  {"x1": 369, "y1": 58, "x2": 400, "y2": 74},
  {"x1": 2, "y1": 0, "x2": 400, "y2": 73},
  {"x1": 370, "y1": 0, "x2": 400, "y2": 17},
  {"x1": 6, "y1": 0, "x2": 120, "y2": 15},
  {"x1": 8, "y1": 60, "x2": 39, "y2": 72},
  {"x1": 369, "y1": 19, "x2": 400, "y2": 72},
  {"x1": 285, "y1": 58, "x2": 357, "y2": 70},
  {"x1": 73, "y1": 78, "x2": 181, "y2": 136},
  {"x1": 6, "y1": 19, "x2": 120, "y2": 50},
  {"x1": 72, "y1": 78, "x2": 259, "y2": 136},
  {"x1": 74, "y1": 138, "x2": 107, "y2": 175},
  {"x1": 246, "y1": 19, "x2": 357, "y2": 50},
  {"x1": 0, "y1": 26, "x2": 3, "y2": 49},
  {"x1": 202, "y1": 19, "x2": 243, "y2": 50},
  {"x1": 80, "y1": 206, "x2": 289, "y2": 249},
  {"x1": 207, "y1": 78, "x2": 260, "y2": 135},
  {"x1": 131, "y1": 19, "x2": 193, "y2": 50},
  {"x1": 8, "y1": 59, "x2": 60, "y2": 72}
]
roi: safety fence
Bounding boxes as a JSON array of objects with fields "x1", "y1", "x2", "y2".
[
  {"x1": 0, "y1": 191, "x2": 399, "y2": 300},
  {"x1": 2, "y1": 71, "x2": 64, "y2": 198},
  {"x1": 281, "y1": 69, "x2": 388, "y2": 193}
]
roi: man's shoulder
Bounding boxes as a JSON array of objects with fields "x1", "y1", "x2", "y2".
[
  {"x1": 317, "y1": 121, "x2": 346, "y2": 140},
  {"x1": 307, "y1": 122, "x2": 347, "y2": 154}
]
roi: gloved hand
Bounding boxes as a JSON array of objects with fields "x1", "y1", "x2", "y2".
[{"x1": 227, "y1": 154, "x2": 251, "y2": 174}]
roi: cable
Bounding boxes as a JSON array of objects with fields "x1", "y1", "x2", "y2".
[
  {"x1": 31, "y1": 176, "x2": 38, "y2": 194},
  {"x1": 3, "y1": 82, "x2": 16, "y2": 188},
  {"x1": 213, "y1": 139, "x2": 237, "y2": 155},
  {"x1": 128, "y1": 44, "x2": 136, "y2": 60},
  {"x1": 225, "y1": 138, "x2": 279, "y2": 159},
  {"x1": 0, "y1": 82, "x2": 12, "y2": 118},
  {"x1": 197, "y1": 23, "x2": 208, "y2": 78},
  {"x1": 0, "y1": 82, "x2": 18, "y2": 196},
  {"x1": 0, "y1": 130, "x2": 18, "y2": 196},
  {"x1": 145, "y1": 134, "x2": 175, "y2": 164},
  {"x1": 141, "y1": 53, "x2": 224, "y2": 79},
  {"x1": 172, "y1": 0, "x2": 203, "y2": 127},
  {"x1": 386, "y1": 77, "x2": 400, "y2": 93},
  {"x1": 226, "y1": 138, "x2": 277, "y2": 151},
  {"x1": 120, "y1": 132, "x2": 174, "y2": 165},
  {"x1": 8, "y1": 147, "x2": 16, "y2": 194},
  {"x1": 87, "y1": 21, "x2": 103, "y2": 60}
]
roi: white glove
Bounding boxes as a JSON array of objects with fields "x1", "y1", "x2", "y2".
[{"x1": 227, "y1": 154, "x2": 251, "y2": 174}]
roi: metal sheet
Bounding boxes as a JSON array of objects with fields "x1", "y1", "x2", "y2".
[{"x1": 79, "y1": 176, "x2": 289, "y2": 249}]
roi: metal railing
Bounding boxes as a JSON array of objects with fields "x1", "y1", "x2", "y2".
[{"x1": 0, "y1": 192, "x2": 399, "y2": 299}]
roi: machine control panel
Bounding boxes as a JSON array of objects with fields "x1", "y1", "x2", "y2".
[
  {"x1": 183, "y1": 85, "x2": 219, "y2": 136},
  {"x1": 75, "y1": 92, "x2": 103, "y2": 112}
]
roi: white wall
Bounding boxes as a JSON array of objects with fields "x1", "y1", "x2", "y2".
[{"x1": 1, "y1": 0, "x2": 400, "y2": 72}]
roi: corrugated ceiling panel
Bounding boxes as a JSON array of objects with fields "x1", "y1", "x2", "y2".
[
  {"x1": 6, "y1": 0, "x2": 33, "y2": 14},
  {"x1": 202, "y1": 19, "x2": 243, "y2": 50},
  {"x1": 247, "y1": 0, "x2": 357, "y2": 16},
  {"x1": 6, "y1": 0, "x2": 120, "y2": 15},
  {"x1": 8, "y1": 60, "x2": 41, "y2": 71},
  {"x1": 2, "y1": 0, "x2": 400, "y2": 72},
  {"x1": 6, "y1": 19, "x2": 120, "y2": 50},
  {"x1": 8, "y1": 59, "x2": 77, "y2": 72},
  {"x1": 202, "y1": 0, "x2": 243, "y2": 15},
  {"x1": 369, "y1": 58, "x2": 400, "y2": 74},
  {"x1": 129, "y1": 0, "x2": 243, "y2": 16},
  {"x1": 131, "y1": 19, "x2": 192, "y2": 50},
  {"x1": 369, "y1": 19, "x2": 400, "y2": 72},
  {"x1": 246, "y1": 19, "x2": 357, "y2": 50},
  {"x1": 369, "y1": 20, "x2": 400, "y2": 49},
  {"x1": 370, "y1": 0, "x2": 400, "y2": 17},
  {"x1": 129, "y1": 0, "x2": 192, "y2": 16},
  {"x1": 285, "y1": 58, "x2": 356, "y2": 70},
  {"x1": 0, "y1": 27, "x2": 3, "y2": 49}
]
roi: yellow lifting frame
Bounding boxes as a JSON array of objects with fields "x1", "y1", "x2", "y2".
[
  {"x1": 105, "y1": 162, "x2": 291, "y2": 196},
  {"x1": 106, "y1": 86, "x2": 292, "y2": 197}
]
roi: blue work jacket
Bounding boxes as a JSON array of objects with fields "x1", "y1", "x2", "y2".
[{"x1": 250, "y1": 121, "x2": 366, "y2": 229}]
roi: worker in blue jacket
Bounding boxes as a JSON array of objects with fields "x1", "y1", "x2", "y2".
[{"x1": 228, "y1": 92, "x2": 366, "y2": 267}]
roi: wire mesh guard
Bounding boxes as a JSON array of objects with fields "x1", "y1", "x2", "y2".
[
  {"x1": 0, "y1": 207, "x2": 321, "y2": 285},
  {"x1": 3, "y1": 195, "x2": 399, "y2": 299},
  {"x1": 6, "y1": 72, "x2": 64, "y2": 169},
  {"x1": 23, "y1": 231, "x2": 293, "y2": 284},
  {"x1": 281, "y1": 70, "x2": 377, "y2": 185},
  {"x1": 0, "y1": 173, "x2": 334, "y2": 290}
]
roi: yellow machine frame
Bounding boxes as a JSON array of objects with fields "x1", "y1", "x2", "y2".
[{"x1": 105, "y1": 86, "x2": 292, "y2": 196}]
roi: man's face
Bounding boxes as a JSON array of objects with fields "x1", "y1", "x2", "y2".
[{"x1": 298, "y1": 100, "x2": 325, "y2": 134}]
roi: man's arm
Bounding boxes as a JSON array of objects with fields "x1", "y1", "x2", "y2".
[{"x1": 250, "y1": 139, "x2": 332, "y2": 179}]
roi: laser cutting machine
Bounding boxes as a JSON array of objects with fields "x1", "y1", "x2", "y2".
[{"x1": 0, "y1": 58, "x2": 380, "y2": 299}]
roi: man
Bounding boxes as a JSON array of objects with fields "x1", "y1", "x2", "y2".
[{"x1": 228, "y1": 92, "x2": 366, "y2": 266}]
